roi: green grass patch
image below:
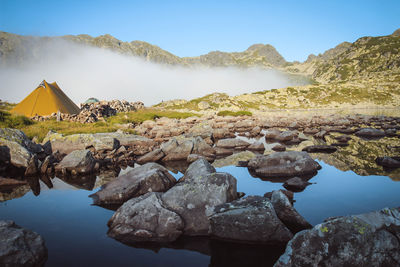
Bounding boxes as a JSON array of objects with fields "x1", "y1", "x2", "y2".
[{"x1": 217, "y1": 110, "x2": 252, "y2": 117}]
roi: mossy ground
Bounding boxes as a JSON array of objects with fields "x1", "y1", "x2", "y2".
[{"x1": 217, "y1": 110, "x2": 252, "y2": 116}]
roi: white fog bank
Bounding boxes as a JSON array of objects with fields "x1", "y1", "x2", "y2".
[{"x1": 0, "y1": 40, "x2": 307, "y2": 106}]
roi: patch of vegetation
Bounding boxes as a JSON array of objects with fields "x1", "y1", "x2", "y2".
[
  {"x1": 2, "y1": 108, "x2": 198, "y2": 142},
  {"x1": 217, "y1": 110, "x2": 252, "y2": 117}
]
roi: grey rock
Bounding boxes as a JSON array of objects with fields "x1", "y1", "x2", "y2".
[
  {"x1": 247, "y1": 141, "x2": 265, "y2": 151},
  {"x1": 209, "y1": 196, "x2": 293, "y2": 244},
  {"x1": 275, "y1": 207, "x2": 400, "y2": 267},
  {"x1": 248, "y1": 151, "x2": 321, "y2": 178},
  {"x1": 271, "y1": 190, "x2": 312, "y2": 233},
  {"x1": 0, "y1": 128, "x2": 43, "y2": 154},
  {"x1": 0, "y1": 139, "x2": 32, "y2": 168},
  {"x1": 55, "y1": 149, "x2": 96, "y2": 175},
  {"x1": 24, "y1": 155, "x2": 39, "y2": 176},
  {"x1": 90, "y1": 163, "x2": 176, "y2": 205},
  {"x1": 0, "y1": 220, "x2": 47, "y2": 267},
  {"x1": 136, "y1": 148, "x2": 165, "y2": 164},
  {"x1": 161, "y1": 159, "x2": 237, "y2": 236},
  {"x1": 376, "y1": 156, "x2": 400, "y2": 168},
  {"x1": 216, "y1": 138, "x2": 250, "y2": 149},
  {"x1": 107, "y1": 192, "x2": 184, "y2": 243},
  {"x1": 162, "y1": 139, "x2": 194, "y2": 161}
]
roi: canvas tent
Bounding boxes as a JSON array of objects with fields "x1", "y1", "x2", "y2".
[{"x1": 11, "y1": 80, "x2": 80, "y2": 117}]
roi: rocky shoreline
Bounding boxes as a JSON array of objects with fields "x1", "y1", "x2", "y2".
[{"x1": 1, "y1": 112, "x2": 400, "y2": 266}]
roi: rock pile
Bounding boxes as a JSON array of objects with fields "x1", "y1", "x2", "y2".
[{"x1": 31, "y1": 100, "x2": 144, "y2": 123}]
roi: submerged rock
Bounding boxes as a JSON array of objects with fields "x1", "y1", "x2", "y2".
[
  {"x1": 275, "y1": 207, "x2": 400, "y2": 267},
  {"x1": 209, "y1": 196, "x2": 293, "y2": 244},
  {"x1": 90, "y1": 163, "x2": 176, "y2": 205},
  {"x1": 282, "y1": 177, "x2": 311, "y2": 192},
  {"x1": 247, "y1": 151, "x2": 321, "y2": 178},
  {"x1": 0, "y1": 220, "x2": 47, "y2": 267},
  {"x1": 107, "y1": 192, "x2": 184, "y2": 243}
]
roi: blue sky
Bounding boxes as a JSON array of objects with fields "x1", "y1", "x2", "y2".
[{"x1": 0, "y1": 0, "x2": 399, "y2": 62}]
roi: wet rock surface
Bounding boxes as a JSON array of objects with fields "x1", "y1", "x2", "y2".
[
  {"x1": 0, "y1": 220, "x2": 47, "y2": 267},
  {"x1": 275, "y1": 207, "x2": 400, "y2": 267}
]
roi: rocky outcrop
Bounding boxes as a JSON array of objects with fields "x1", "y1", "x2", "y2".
[
  {"x1": 247, "y1": 152, "x2": 321, "y2": 178},
  {"x1": 209, "y1": 196, "x2": 293, "y2": 244},
  {"x1": 0, "y1": 128, "x2": 43, "y2": 154},
  {"x1": 90, "y1": 163, "x2": 176, "y2": 205},
  {"x1": 275, "y1": 207, "x2": 400, "y2": 267},
  {"x1": 55, "y1": 149, "x2": 97, "y2": 176},
  {"x1": 107, "y1": 192, "x2": 184, "y2": 243},
  {"x1": 0, "y1": 220, "x2": 47, "y2": 267},
  {"x1": 161, "y1": 159, "x2": 238, "y2": 236},
  {"x1": 42, "y1": 132, "x2": 120, "y2": 155}
]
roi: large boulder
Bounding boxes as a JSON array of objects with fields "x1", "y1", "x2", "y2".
[
  {"x1": 275, "y1": 207, "x2": 400, "y2": 267},
  {"x1": 192, "y1": 136, "x2": 216, "y2": 161},
  {"x1": 107, "y1": 192, "x2": 184, "y2": 243},
  {"x1": 247, "y1": 151, "x2": 321, "y2": 178},
  {"x1": 209, "y1": 196, "x2": 293, "y2": 244},
  {"x1": 270, "y1": 190, "x2": 312, "y2": 233},
  {"x1": 0, "y1": 220, "x2": 47, "y2": 267},
  {"x1": 55, "y1": 149, "x2": 96, "y2": 176},
  {"x1": 161, "y1": 159, "x2": 237, "y2": 236},
  {"x1": 42, "y1": 132, "x2": 119, "y2": 155},
  {"x1": 90, "y1": 163, "x2": 176, "y2": 205}
]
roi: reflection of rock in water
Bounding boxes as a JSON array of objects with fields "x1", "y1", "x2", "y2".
[
  {"x1": 314, "y1": 136, "x2": 400, "y2": 180},
  {"x1": 0, "y1": 184, "x2": 31, "y2": 202},
  {"x1": 210, "y1": 240, "x2": 285, "y2": 267},
  {"x1": 94, "y1": 168, "x2": 121, "y2": 189},
  {"x1": 120, "y1": 235, "x2": 284, "y2": 267},
  {"x1": 58, "y1": 174, "x2": 97, "y2": 191}
]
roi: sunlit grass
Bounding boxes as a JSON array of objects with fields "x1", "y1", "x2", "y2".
[{"x1": 217, "y1": 110, "x2": 253, "y2": 116}]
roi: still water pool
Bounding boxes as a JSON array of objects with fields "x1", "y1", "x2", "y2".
[{"x1": 1, "y1": 160, "x2": 400, "y2": 266}]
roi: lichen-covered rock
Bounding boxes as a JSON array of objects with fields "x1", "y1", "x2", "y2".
[
  {"x1": 42, "y1": 132, "x2": 120, "y2": 155},
  {"x1": 0, "y1": 220, "x2": 47, "y2": 267},
  {"x1": 0, "y1": 128, "x2": 43, "y2": 154},
  {"x1": 271, "y1": 190, "x2": 312, "y2": 233},
  {"x1": 247, "y1": 151, "x2": 321, "y2": 178},
  {"x1": 161, "y1": 159, "x2": 237, "y2": 236},
  {"x1": 55, "y1": 149, "x2": 96, "y2": 175},
  {"x1": 107, "y1": 192, "x2": 184, "y2": 243},
  {"x1": 275, "y1": 207, "x2": 400, "y2": 267},
  {"x1": 209, "y1": 196, "x2": 293, "y2": 244},
  {"x1": 90, "y1": 163, "x2": 176, "y2": 205},
  {"x1": 0, "y1": 139, "x2": 32, "y2": 169}
]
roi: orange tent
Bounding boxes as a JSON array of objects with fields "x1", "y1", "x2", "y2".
[{"x1": 11, "y1": 80, "x2": 80, "y2": 117}]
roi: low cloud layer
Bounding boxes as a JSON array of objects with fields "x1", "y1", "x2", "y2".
[{"x1": 1, "y1": 40, "x2": 306, "y2": 106}]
